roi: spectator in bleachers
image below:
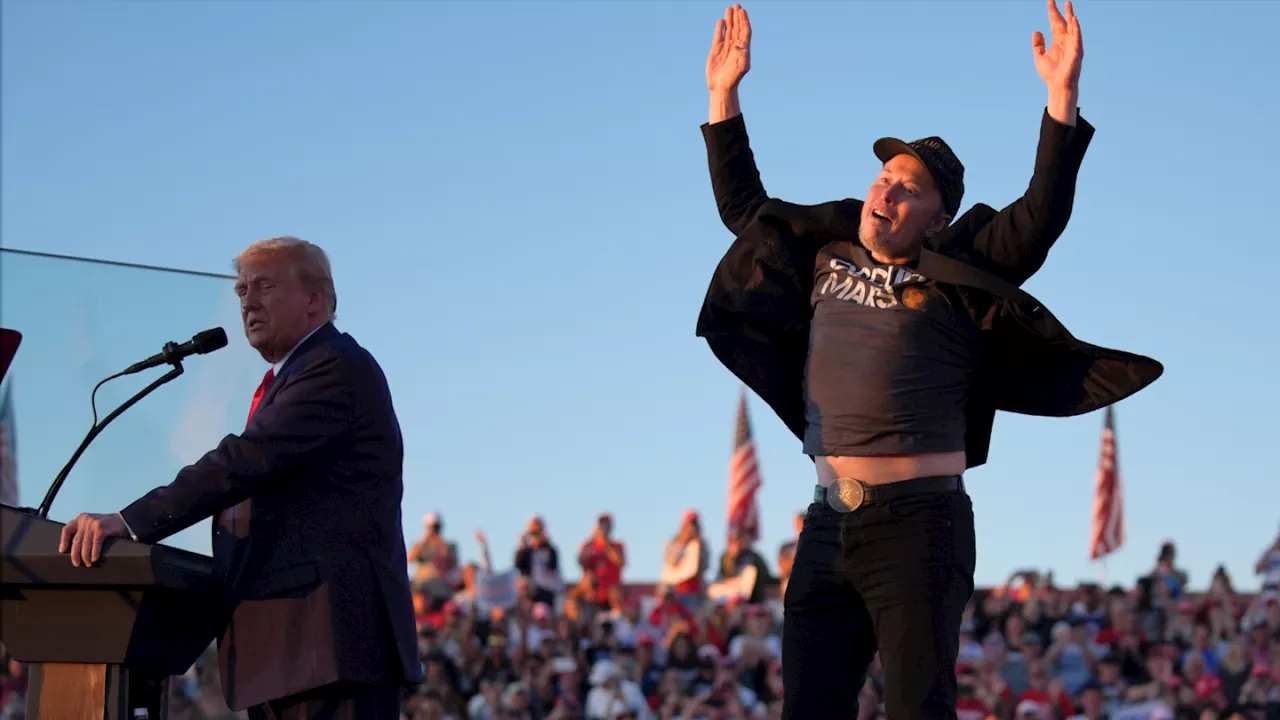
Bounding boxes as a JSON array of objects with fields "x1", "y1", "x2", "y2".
[
  {"x1": 715, "y1": 531, "x2": 774, "y2": 606},
  {"x1": 1152, "y1": 540, "x2": 1190, "y2": 601},
  {"x1": 411, "y1": 511, "x2": 463, "y2": 608},
  {"x1": 726, "y1": 605, "x2": 780, "y2": 669},
  {"x1": 1013, "y1": 659, "x2": 1075, "y2": 719},
  {"x1": 451, "y1": 529, "x2": 498, "y2": 616},
  {"x1": 511, "y1": 602, "x2": 557, "y2": 652},
  {"x1": 1045, "y1": 618, "x2": 1095, "y2": 696},
  {"x1": 660, "y1": 511, "x2": 710, "y2": 613},
  {"x1": 515, "y1": 515, "x2": 564, "y2": 607},
  {"x1": 585, "y1": 659, "x2": 652, "y2": 720},
  {"x1": 1066, "y1": 679, "x2": 1104, "y2": 720},
  {"x1": 648, "y1": 585, "x2": 696, "y2": 636},
  {"x1": 578, "y1": 512, "x2": 627, "y2": 611}
]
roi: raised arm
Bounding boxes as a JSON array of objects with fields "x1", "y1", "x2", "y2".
[
  {"x1": 950, "y1": 0, "x2": 1090, "y2": 286},
  {"x1": 701, "y1": 5, "x2": 769, "y2": 236}
]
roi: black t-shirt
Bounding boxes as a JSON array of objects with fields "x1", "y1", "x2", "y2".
[{"x1": 802, "y1": 242, "x2": 985, "y2": 457}]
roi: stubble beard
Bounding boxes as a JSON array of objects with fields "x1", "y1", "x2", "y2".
[
  {"x1": 859, "y1": 222, "x2": 898, "y2": 258},
  {"x1": 859, "y1": 222, "x2": 924, "y2": 264}
]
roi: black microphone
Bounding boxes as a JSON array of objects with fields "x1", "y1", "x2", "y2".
[
  {"x1": 120, "y1": 327, "x2": 228, "y2": 376},
  {"x1": 34, "y1": 327, "x2": 228, "y2": 518}
]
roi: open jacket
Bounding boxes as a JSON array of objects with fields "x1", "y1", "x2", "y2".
[{"x1": 694, "y1": 111, "x2": 1163, "y2": 468}]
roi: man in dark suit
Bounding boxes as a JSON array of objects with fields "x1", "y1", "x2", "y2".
[
  {"x1": 697, "y1": 3, "x2": 1159, "y2": 719},
  {"x1": 60, "y1": 236, "x2": 422, "y2": 720}
]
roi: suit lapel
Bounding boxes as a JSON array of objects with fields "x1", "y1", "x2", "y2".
[{"x1": 256, "y1": 323, "x2": 339, "y2": 412}]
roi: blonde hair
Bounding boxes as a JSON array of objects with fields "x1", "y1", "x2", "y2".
[{"x1": 233, "y1": 236, "x2": 337, "y2": 318}]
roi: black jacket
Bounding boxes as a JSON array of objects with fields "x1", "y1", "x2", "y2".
[{"x1": 694, "y1": 111, "x2": 1162, "y2": 468}]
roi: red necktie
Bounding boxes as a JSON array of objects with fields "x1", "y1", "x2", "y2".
[
  {"x1": 222, "y1": 369, "x2": 276, "y2": 537},
  {"x1": 246, "y1": 368, "x2": 275, "y2": 428}
]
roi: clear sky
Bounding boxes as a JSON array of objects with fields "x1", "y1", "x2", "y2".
[{"x1": 2, "y1": 0, "x2": 1277, "y2": 591}]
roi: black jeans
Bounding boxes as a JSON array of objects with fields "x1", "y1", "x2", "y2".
[{"x1": 782, "y1": 485, "x2": 976, "y2": 719}]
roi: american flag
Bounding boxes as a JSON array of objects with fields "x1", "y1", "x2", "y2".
[
  {"x1": 727, "y1": 387, "x2": 761, "y2": 545},
  {"x1": 1089, "y1": 406, "x2": 1123, "y2": 560},
  {"x1": 0, "y1": 380, "x2": 17, "y2": 506}
]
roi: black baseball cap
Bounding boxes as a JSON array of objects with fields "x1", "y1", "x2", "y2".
[{"x1": 872, "y1": 135, "x2": 965, "y2": 219}]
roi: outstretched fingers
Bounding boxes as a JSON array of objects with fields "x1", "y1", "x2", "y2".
[
  {"x1": 1047, "y1": 0, "x2": 1068, "y2": 34},
  {"x1": 736, "y1": 5, "x2": 751, "y2": 46},
  {"x1": 1068, "y1": 3, "x2": 1083, "y2": 53}
]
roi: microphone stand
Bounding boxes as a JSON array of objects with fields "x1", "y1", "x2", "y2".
[{"x1": 34, "y1": 362, "x2": 186, "y2": 519}]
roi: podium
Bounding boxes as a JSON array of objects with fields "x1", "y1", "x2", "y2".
[{"x1": 0, "y1": 504, "x2": 222, "y2": 720}]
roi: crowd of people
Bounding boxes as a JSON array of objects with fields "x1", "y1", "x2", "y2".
[{"x1": 1, "y1": 513, "x2": 1278, "y2": 720}]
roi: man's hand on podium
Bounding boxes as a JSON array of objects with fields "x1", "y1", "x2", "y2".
[{"x1": 59, "y1": 512, "x2": 129, "y2": 568}]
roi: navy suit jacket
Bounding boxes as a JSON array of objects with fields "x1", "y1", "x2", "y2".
[{"x1": 120, "y1": 322, "x2": 422, "y2": 710}]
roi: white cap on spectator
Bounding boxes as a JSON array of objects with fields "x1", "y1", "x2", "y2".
[
  {"x1": 589, "y1": 660, "x2": 620, "y2": 686},
  {"x1": 502, "y1": 681, "x2": 530, "y2": 706},
  {"x1": 1015, "y1": 700, "x2": 1042, "y2": 717},
  {"x1": 424, "y1": 512, "x2": 440, "y2": 526},
  {"x1": 697, "y1": 644, "x2": 722, "y2": 662}
]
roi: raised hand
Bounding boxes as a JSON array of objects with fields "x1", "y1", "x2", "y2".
[
  {"x1": 707, "y1": 4, "x2": 752, "y2": 92},
  {"x1": 1033, "y1": 0, "x2": 1083, "y2": 91}
]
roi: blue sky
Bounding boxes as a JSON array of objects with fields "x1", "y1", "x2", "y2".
[{"x1": 2, "y1": 0, "x2": 1277, "y2": 591}]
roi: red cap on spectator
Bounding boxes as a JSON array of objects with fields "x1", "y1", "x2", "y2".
[
  {"x1": 1194, "y1": 674, "x2": 1222, "y2": 698},
  {"x1": 682, "y1": 509, "x2": 699, "y2": 523}
]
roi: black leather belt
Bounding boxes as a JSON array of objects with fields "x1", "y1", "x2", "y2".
[{"x1": 815, "y1": 475, "x2": 963, "y2": 513}]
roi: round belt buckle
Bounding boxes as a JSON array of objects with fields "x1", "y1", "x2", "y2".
[{"x1": 826, "y1": 477, "x2": 866, "y2": 513}]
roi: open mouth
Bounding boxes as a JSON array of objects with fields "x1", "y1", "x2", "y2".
[
  {"x1": 247, "y1": 319, "x2": 265, "y2": 331},
  {"x1": 870, "y1": 209, "x2": 892, "y2": 224}
]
